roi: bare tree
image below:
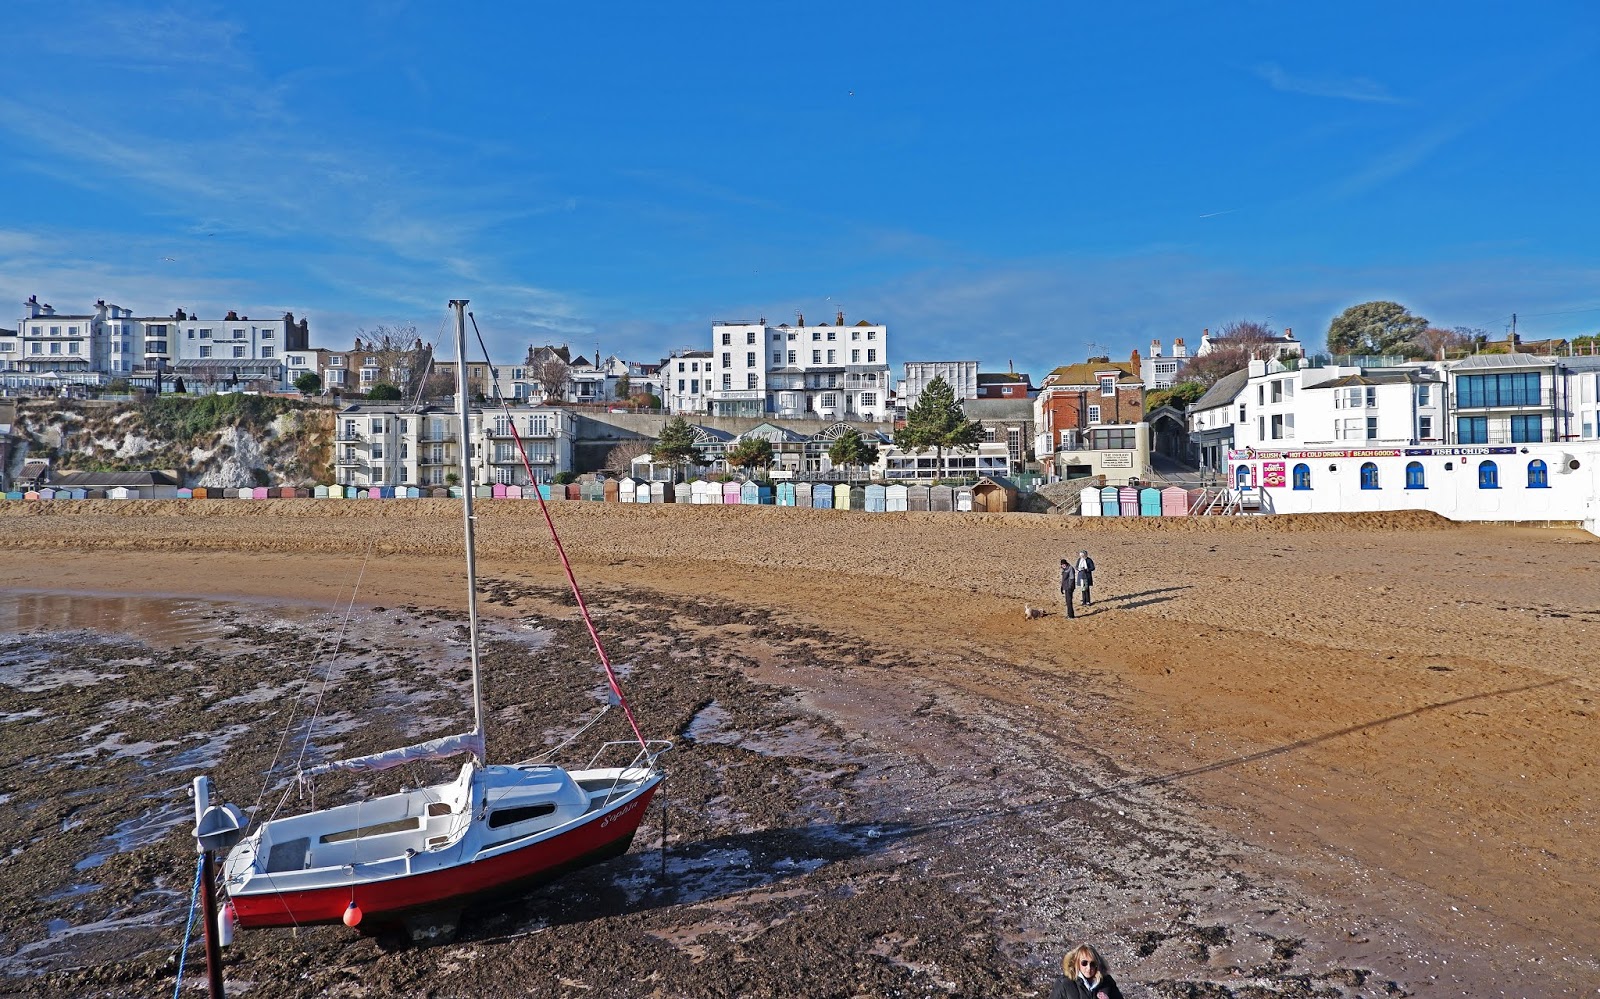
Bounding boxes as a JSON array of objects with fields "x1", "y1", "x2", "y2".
[
  {"x1": 604, "y1": 438, "x2": 653, "y2": 474},
  {"x1": 355, "y1": 324, "x2": 432, "y2": 398},
  {"x1": 533, "y1": 356, "x2": 571, "y2": 401},
  {"x1": 1410, "y1": 326, "x2": 1473, "y2": 360},
  {"x1": 1177, "y1": 321, "x2": 1284, "y2": 387}
]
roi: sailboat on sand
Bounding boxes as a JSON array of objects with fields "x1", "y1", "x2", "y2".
[{"x1": 205, "y1": 300, "x2": 668, "y2": 938}]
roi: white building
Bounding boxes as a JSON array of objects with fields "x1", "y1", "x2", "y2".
[
  {"x1": 877, "y1": 441, "x2": 1012, "y2": 481},
  {"x1": 334, "y1": 403, "x2": 573, "y2": 490},
  {"x1": 664, "y1": 349, "x2": 714, "y2": 414},
  {"x1": 898, "y1": 361, "x2": 978, "y2": 416},
  {"x1": 1143, "y1": 338, "x2": 1191, "y2": 390},
  {"x1": 1197, "y1": 326, "x2": 1304, "y2": 359},
  {"x1": 708, "y1": 311, "x2": 891, "y2": 422}
]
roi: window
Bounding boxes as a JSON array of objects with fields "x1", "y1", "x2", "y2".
[
  {"x1": 746, "y1": 330, "x2": 756, "y2": 344},
  {"x1": 233, "y1": 345, "x2": 246, "y2": 358},
  {"x1": 1292, "y1": 463, "x2": 1311, "y2": 490},
  {"x1": 371, "y1": 443, "x2": 384, "y2": 460},
  {"x1": 1236, "y1": 466, "x2": 1252, "y2": 489},
  {"x1": 1099, "y1": 375, "x2": 1116, "y2": 396},
  {"x1": 812, "y1": 350, "x2": 821, "y2": 364},
  {"x1": 868, "y1": 331, "x2": 877, "y2": 340},
  {"x1": 721, "y1": 353, "x2": 731, "y2": 367},
  {"x1": 746, "y1": 352, "x2": 756, "y2": 367},
  {"x1": 1418, "y1": 384, "x2": 1431, "y2": 406},
  {"x1": 1457, "y1": 372, "x2": 1542, "y2": 408},
  {"x1": 233, "y1": 329, "x2": 245, "y2": 339},
  {"x1": 788, "y1": 351, "x2": 796, "y2": 364},
  {"x1": 1270, "y1": 414, "x2": 1292, "y2": 440},
  {"x1": 1238, "y1": 404, "x2": 1246, "y2": 423},
  {"x1": 851, "y1": 349, "x2": 860, "y2": 363},
  {"x1": 677, "y1": 362, "x2": 685, "y2": 372},
  {"x1": 371, "y1": 419, "x2": 385, "y2": 433},
  {"x1": 861, "y1": 392, "x2": 876, "y2": 406},
  {"x1": 1271, "y1": 381, "x2": 1283, "y2": 403},
  {"x1": 1511, "y1": 415, "x2": 1543, "y2": 443},
  {"x1": 1359, "y1": 462, "x2": 1380, "y2": 489},
  {"x1": 262, "y1": 347, "x2": 276, "y2": 358},
  {"x1": 1478, "y1": 460, "x2": 1499, "y2": 489},
  {"x1": 826, "y1": 350, "x2": 836, "y2": 363},
  {"x1": 851, "y1": 331, "x2": 860, "y2": 341},
  {"x1": 721, "y1": 374, "x2": 731, "y2": 389},
  {"x1": 1258, "y1": 385, "x2": 1265, "y2": 405},
  {"x1": 690, "y1": 379, "x2": 699, "y2": 393},
  {"x1": 747, "y1": 373, "x2": 758, "y2": 389},
  {"x1": 199, "y1": 345, "x2": 212, "y2": 358},
  {"x1": 261, "y1": 330, "x2": 274, "y2": 340},
  {"x1": 867, "y1": 349, "x2": 877, "y2": 362},
  {"x1": 29, "y1": 343, "x2": 41, "y2": 354},
  {"x1": 1419, "y1": 415, "x2": 1434, "y2": 439},
  {"x1": 1457, "y1": 417, "x2": 1489, "y2": 444},
  {"x1": 773, "y1": 353, "x2": 782, "y2": 365},
  {"x1": 1091, "y1": 427, "x2": 1137, "y2": 449},
  {"x1": 1406, "y1": 461, "x2": 1425, "y2": 489},
  {"x1": 1084, "y1": 403, "x2": 1102, "y2": 423},
  {"x1": 1527, "y1": 459, "x2": 1549, "y2": 488},
  {"x1": 827, "y1": 330, "x2": 836, "y2": 341},
  {"x1": 488, "y1": 803, "x2": 556, "y2": 829},
  {"x1": 1366, "y1": 417, "x2": 1378, "y2": 440},
  {"x1": 199, "y1": 328, "x2": 211, "y2": 339},
  {"x1": 721, "y1": 332, "x2": 731, "y2": 345},
  {"x1": 678, "y1": 379, "x2": 685, "y2": 391},
  {"x1": 812, "y1": 331, "x2": 821, "y2": 341},
  {"x1": 821, "y1": 393, "x2": 836, "y2": 407},
  {"x1": 67, "y1": 342, "x2": 79, "y2": 354}
]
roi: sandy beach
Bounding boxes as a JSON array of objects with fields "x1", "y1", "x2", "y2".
[{"x1": 1, "y1": 500, "x2": 1596, "y2": 997}]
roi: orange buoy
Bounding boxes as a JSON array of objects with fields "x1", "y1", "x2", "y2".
[{"x1": 343, "y1": 900, "x2": 363, "y2": 928}]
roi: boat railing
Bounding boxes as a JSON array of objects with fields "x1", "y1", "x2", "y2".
[{"x1": 583, "y1": 739, "x2": 672, "y2": 805}]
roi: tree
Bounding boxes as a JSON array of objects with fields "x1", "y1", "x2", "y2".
[
  {"x1": 1177, "y1": 320, "x2": 1291, "y2": 388},
  {"x1": 1409, "y1": 326, "x2": 1473, "y2": 360},
  {"x1": 367, "y1": 383, "x2": 402, "y2": 401},
  {"x1": 726, "y1": 437, "x2": 774, "y2": 478},
  {"x1": 604, "y1": 438, "x2": 653, "y2": 474},
  {"x1": 894, "y1": 375, "x2": 983, "y2": 478},
  {"x1": 651, "y1": 416, "x2": 703, "y2": 481},
  {"x1": 294, "y1": 371, "x2": 323, "y2": 395},
  {"x1": 354, "y1": 324, "x2": 431, "y2": 398},
  {"x1": 1327, "y1": 301, "x2": 1429, "y2": 356},
  {"x1": 615, "y1": 372, "x2": 631, "y2": 400},
  {"x1": 533, "y1": 356, "x2": 571, "y2": 401},
  {"x1": 172, "y1": 376, "x2": 187, "y2": 394},
  {"x1": 1145, "y1": 381, "x2": 1206, "y2": 412},
  {"x1": 827, "y1": 427, "x2": 881, "y2": 479}
]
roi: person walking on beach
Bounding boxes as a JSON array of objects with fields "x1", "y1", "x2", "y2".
[
  {"x1": 1048, "y1": 943, "x2": 1124, "y2": 999},
  {"x1": 1075, "y1": 549, "x2": 1096, "y2": 606},
  {"x1": 1059, "y1": 558, "x2": 1079, "y2": 619}
]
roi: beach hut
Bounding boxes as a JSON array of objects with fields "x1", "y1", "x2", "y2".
[
  {"x1": 470, "y1": 484, "x2": 488, "y2": 499},
  {"x1": 313, "y1": 485, "x2": 329, "y2": 499},
  {"x1": 848, "y1": 485, "x2": 866, "y2": 510},
  {"x1": 67, "y1": 488, "x2": 88, "y2": 500},
  {"x1": 929, "y1": 485, "x2": 954, "y2": 512},
  {"x1": 1160, "y1": 486, "x2": 1189, "y2": 516},
  {"x1": 492, "y1": 483, "x2": 509, "y2": 499},
  {"x1": 86, "y1": 489, "x2": 107, "y2": 499},
  {"x1": 1139, "y1": 487, "x2": 1162, "y2": 517},
  {"x1": 253, "y1": 487, "x2": 270, "y2": 499},
  {"x1": 777, "y1": 482, "x2": 796, "y2": 507},
  {"x1": 294, "y1": 487, "x2": 311, "y2": 498},
  {"x1": 511, "y1": 484, "x2": 527, "y2": 500},
  {"x1": 24, "y1": 490, "x2": 41, "y2": 501},
  {"x1": 886, "y1": 484, "x2": 908, "y2": 511},
  {"x1": 577, "y1": 480, "x2": 598, "y2": 502},
  {"x1": 559, "y1": 483, "x2": 576, "y2": 501},
  {"x1": 1079, "y1": 486, "x2": 1102, "y2": 516},
  {"x1": 401, "y1": 486, "x2": 418, "y2": 499},
  {"x1": 688, "y1": 480, "x2": 710, "y2": 504},
  {"x1": 38, "y1": 488, "x2": 57, "y2": 500},
  {"x1": 834, "y1": 483, "x2": 851, "y2": 509},
  {"x1": 106, "y1": 486, "x2": 134, "y2": 500},
  {"x1": 1100, "y1": 486, "x2": 1120, "y2": 517},
  {"x1": 651, "y1": 482, "x2": 670, "y2": 504},
  {"x1": 618, "y1": 479, "x2": 637, "y2": 503},
  {"x1": 740, "y1": 481, "x2": 759, "y2": 505},
  {"x1": 534, "y1": 484, "x2": 550, "y2": 501},
  {"x1": 603, "y1": 479, "x2": 620, "y2": 503},
  {"x1": 865, "y1": 484, "x2": 887, "y2": 512},
  {"x1": 812, "y1": 483, "x2": 833, "y2": 508},
  {"x1": 795, "y1": 482, "x2": 813, "y2": 507},
  {"x1": 190, "y1": 487, "x2": 208, "y2": 500},
  {"x1": 637, "y1": 481, "x2": 653, "y2": 503},
  {"x1": 723, "y1": 481, "x2": 742, "y2": 505},
  {"x1": 972, "y1": 476, "x2": 1018, "y2": 513},
  {"x1": 273, "y1": 486, "x2": 294, "y2": 499},
  {"x1": 370, "y1": 487, "x2": 387, "y2": 499},
  {"x1": 1118, "y1": 486, "x2": 1139, "y2": 516},
  {"x1": 428, "y1": 487, "x2": 446, "y2": 499},
  {"x1": 673, "y1": 482, "x2": 691, "y2": 504},
  {"x1": 907, "y1": 485, "x2": 931, "y2": 512},
  {"x1": 955, "y1": 486, "x2": 974, "y2": 512},
  {"x1": 4, "y1": 491, "x2": 21, "y2": 501}
]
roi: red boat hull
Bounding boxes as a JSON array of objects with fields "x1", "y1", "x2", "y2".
[{"x1": 229, "y1": 785, "x2": 658, "y2": 930}]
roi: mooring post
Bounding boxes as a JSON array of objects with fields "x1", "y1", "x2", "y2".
[{"x1": 200, "y1": 848, "x2": 224, "y2": 999}]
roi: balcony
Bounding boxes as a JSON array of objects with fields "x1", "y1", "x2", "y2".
[
  {"x1": 491, "y1": 453, "x2": 555, "y2": 465},
  {"x1": 336, "y1": 455, "x2": 368, "y2": 468},
  {"x1": 1450, "y1": 389, "x2": 1554, "y2": 411},
  {"x1": 419, "y1": 429, "x2": 457, "y2": 443},
  {"x1": 335, "y1": 430, "x2": 367, "y2": 443}
]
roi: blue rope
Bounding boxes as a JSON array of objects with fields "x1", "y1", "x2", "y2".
[{"x1": 173, "y1": 854, "x2": 204, "y2": 999}]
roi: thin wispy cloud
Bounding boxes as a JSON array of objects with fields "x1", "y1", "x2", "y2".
[{"x1": 1256, "y1": 63, "x2": 1405, "y2": 104}]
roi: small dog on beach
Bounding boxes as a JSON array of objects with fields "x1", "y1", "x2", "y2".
[{"x1": 1023, "y1": 605, "x2": 1049, "y2": 620}]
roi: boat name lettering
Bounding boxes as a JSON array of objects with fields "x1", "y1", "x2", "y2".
[{"x1": 600, "y1": 798, "x2": 643, "y2": 829}]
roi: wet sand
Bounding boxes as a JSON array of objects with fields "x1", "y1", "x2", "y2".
[{"x1": 0, "y1": 501, "x2": 1596, "y2": 997}]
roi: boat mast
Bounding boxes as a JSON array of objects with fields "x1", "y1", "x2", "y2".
[{"x1": 450, "y1": 299, "x2": 488, "y2": 760}]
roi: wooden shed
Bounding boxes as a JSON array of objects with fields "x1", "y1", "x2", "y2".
[
  {"x1": 928, "y1": 485, "x2": 954, "y2": 512},
  {"x1": 907, "y1": 485, "x2": 931, "y2": 512},
  {"x1": 865, "y1": 484, "x2": 887, "y2": 512},
  {"x1": 972, "y1": 476, "x2": 1020, "y2": 513},
  {"x1": 885, "y1": 484, "x2": 908, "y2": 511}
]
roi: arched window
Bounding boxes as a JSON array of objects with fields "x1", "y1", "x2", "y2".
[
  {"x1": 1527, "y1": 459, "x2": 1549, "y2": 488},
  {"x1": 1479, "y1": 459, "x2": 1499, "y2": 489},
  {"x1": 1360, "y1": 462, "x2": 1379, "y2": 490},
  {"x1": 1405, "y1": 461, "x2": 1425, "y2": 489},
  {"x1": 1292, "y1": 463, "x2": 1311, "y2": 490},
  {"x1": 1236, "y1": 465, "x2": 1252, "y2": 489}
]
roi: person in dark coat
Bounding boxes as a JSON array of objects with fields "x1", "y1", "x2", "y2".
[
  {"x1": 1048, "y1": 943, "x2": 1124, "y2": 999},
  {"x1": 1075, "y1": 550, "x2": 1096, "y2": 606},
  {"x1": 1058, "y1": 558, "x2": 1079, "y2": 619}
]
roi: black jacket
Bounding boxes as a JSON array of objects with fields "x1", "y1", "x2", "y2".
[
  {"x1": 1048, "y1": 973, "x2": 1124, "y2": 999},
  {"x1": 1059, "y1": 565, "x2": 1079, "y2": 594}
]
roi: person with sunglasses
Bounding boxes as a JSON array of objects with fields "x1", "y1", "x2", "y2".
[{"x1": 1048, "y1": 942, "x2": 1124, "y2": 999}]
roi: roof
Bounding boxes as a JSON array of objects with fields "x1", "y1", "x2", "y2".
[
  {"x1": 50, "y1": 470, "x2": 179, "y2": 488},
  {"x1": 973, "y1": 474, "x2": 1019, "y2": 491},
  {"x1": 738, "y1": 422, "x2": 808, "y2": 443},
  {"x1": 1043, "y1": 360, "x2": 1141, "y2": 387},
  {"x1": 976, "y1": 372, "x2": 1030, "y2": 384},
  {"x1": 961, "y1": 398, "x2": 1034, "y2": 420},
  {"x1": 1189, "y1": 367, "x2": 1249, "y2": 411},
  {"x1": 1307, "y1": 370, "x2": 1440, "y2": 388},
  {"x1": 1450, "y1": 352, "x2": 1558, "y2": 370}
]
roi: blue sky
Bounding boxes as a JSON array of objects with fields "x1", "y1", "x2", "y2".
[{"x1": 2, "y1": 1, "x2": 1596, "y2": 376}]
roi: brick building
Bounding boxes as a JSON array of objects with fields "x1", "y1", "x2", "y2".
[{"x1": 1033, "y1": 351, "x2": 1146, "y2": 453}]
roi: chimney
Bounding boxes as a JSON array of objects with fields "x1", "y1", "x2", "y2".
[
  {"x1": 25, "y1": 295, "x2": 40, "y2": 318},
  {"x1": 1130, "y1": 348, "x2": 1141, "y2": 375},
  {"x1": 1174, "y1": 338, "x2": 1188, "y2": 358},
  {"x1": 42, "y1": 303, "x2": 55, "y2": 316},
  {"x1": 1202, "y1": 328, "x2": 1209, "y2": 339},
  {"x1": 1150, "y1": 339, "x2": 1162, "y2": 358},
  {"x1": 797, "y1": 311, "x2": 805, "y2": 327},
  {"x1": 1284, "y1": 327, "x2": 1294, "y2": 340},
  {"x1": 836, "y1": 310, "x2": 845, "y2": 326},
  {"x1": 225, "y1": 310, "x2": 239, "y2": 321}
]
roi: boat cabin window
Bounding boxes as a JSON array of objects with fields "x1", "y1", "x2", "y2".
[{"x1": 488, "y1": 803, "x2": 557, "y2": 829}]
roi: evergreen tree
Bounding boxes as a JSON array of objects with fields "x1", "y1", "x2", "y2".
[
  {"x1": 294, "y1": 371, "x2": 322, "y2": 395},
  {"x1": 1327, "y1": 301, "x2": 1429, "y2": 356},
  {"x1": 894, "y1": 375, "x2": 983, "y2": 478},
  {"x1": 651, "y1": 416, "x2": 703, "y2": 481},
  {"x1": 827, "y1": 427, "x2": 881, "y2": 478}
]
